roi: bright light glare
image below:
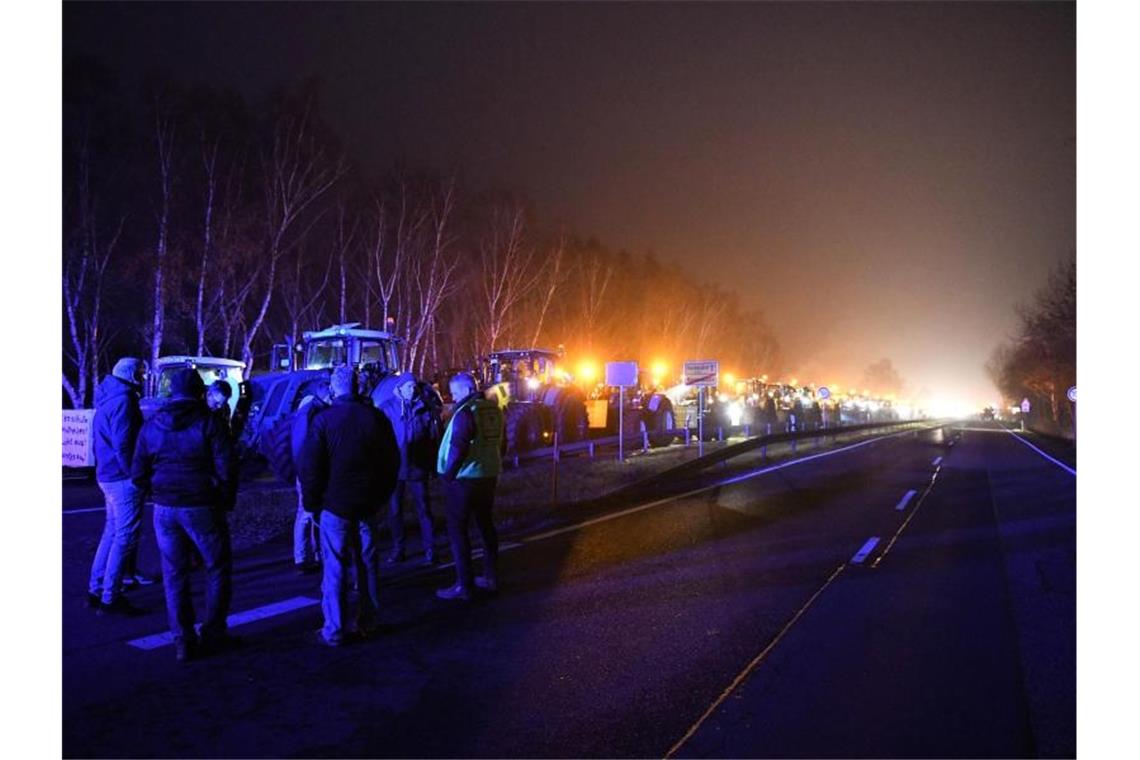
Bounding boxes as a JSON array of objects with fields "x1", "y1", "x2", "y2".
[
  {"x1": 651, "y1": 360, "x2": 668, "y2": 378},
  {"x1": 577, "y1": 361, "x2": 598, "y2": 382},
  {"x1": 927, "y1": 397, "x2": 975, "y2": 418},
  {"x1": 525, "y1": 377, "x2": 541, "y2": 391},
  {"x1": 723, "y1": 372, "x2": 735, "y2": 385},
  {"x1": 727, "y1": 401, "x2": 744, "y2": 426}
]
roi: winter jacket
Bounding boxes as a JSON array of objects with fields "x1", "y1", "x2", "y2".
[
  {"x1": 290, "y1": 396, "x2": 329, "y2": 468},
  {"x1": 93, "y1": 375, "x2": 143, "y2": 483},
  {"x1": 131, "y1": 398, "x2": 238, "y2": 509},
  {"x1": 298, "y1": 394, "x2": 400, "y2": 520},
  {"x1": 438, "y1": 392, "x2": 504, "y2": 481},
  {"x1": 380, "y1": 389, "x2": 442, "y2": 480}
]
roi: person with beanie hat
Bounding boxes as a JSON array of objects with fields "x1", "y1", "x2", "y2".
[
  {"x1": 88, "y1": 356, "x2": 150, "y2": 616},
  {"x1": 132, "y1": 368, "x2": 239, "y2": 662},
  {"x1": 379, "y1": 372, "x2": 443, "y2": 565}
]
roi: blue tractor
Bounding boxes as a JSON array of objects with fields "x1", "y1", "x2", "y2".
[{"x1": 242, "y1": 323, "x2": 409, "y2": 481}]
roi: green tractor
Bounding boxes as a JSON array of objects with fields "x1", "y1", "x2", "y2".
[
  {"x1": 242, "y1": 323, "x2": 408, "y2": 480},
  {"x1": 481, "y1": 348, "x2": 588, "y2": 454}
]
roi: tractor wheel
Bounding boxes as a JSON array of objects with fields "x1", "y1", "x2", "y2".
[
  {"x1": 261, "y1": 412, "x2": 297, "y2": 485},
  {"x1": 504, "y1": 404, "x2": 545, "y2": 454},
  {"x1": 553, "y1": 388, "x2": 588, "y2": 443}
]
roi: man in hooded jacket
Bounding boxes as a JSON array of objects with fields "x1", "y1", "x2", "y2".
[
  {"x1": 88, "y1": 357, "x2": 149, "y2": 615},
  {"x1": 132, "y1": 368, "x2": 238, "y2": 662}
]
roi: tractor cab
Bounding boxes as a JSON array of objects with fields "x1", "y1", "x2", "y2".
[
  {"x1": 484, "y1": 348, "x2": 561, "y2": 405},
  {"x1": 297, "y1": 323, "x2": 400, "y2": 373}
]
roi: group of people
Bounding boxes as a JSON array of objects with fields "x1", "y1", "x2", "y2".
[{"x1": 87, "y1": 357, "x2": 505, "y2": 662}]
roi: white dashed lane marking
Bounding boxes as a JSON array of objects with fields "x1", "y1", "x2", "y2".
[
  {"x1": 894, "y1": 489, "x2": 918, "y2": 511},
  {"x1": 850, "y1": 537, "x2": 880, "y2": 565}
]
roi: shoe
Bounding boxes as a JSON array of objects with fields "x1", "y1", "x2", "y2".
[
  {"x1": 174, "y1": 638, "x2": 197, "y2": 663},
  {"x1": 435, "y1": 583, "x2": 473, "y2": 602},
  {"x1": 474, "y1": 576, "x2": 499, "y2": 594},
  {"x1": 295, "y1": 561, "x2": 321, "y2": 576},
  {"x1": 86, "y1": 592, "x2": 102, "y2": 609},
  {"x1": 385, "y1": 550, "x2": 406, "y2": 565},
  {"x1": 200, "y1": 633, "x2": 243, "y2": 656},
  {"x1": 314, "y1": 629, "x2": 342, "y2": 648},
  {"x1": 97, "y1": 596, "x2": 147, "y2": 617},
  {"x1": 122, "y1": 572, "x2": 159, "y2": 588},
  {"x1": 421, "y1": 551, "x2": 439, "y2": 566}
]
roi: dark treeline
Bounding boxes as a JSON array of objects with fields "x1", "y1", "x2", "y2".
[
  {"x1": 62, "y1": 58, "x2": 782, "y2": 408},
  {"x1": 987, "y1": 259, "x2": 1076, "y2": 434}
]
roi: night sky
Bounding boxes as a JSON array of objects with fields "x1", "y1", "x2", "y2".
[{"x1": 63, "y1": 1, "x2": 1075, "y2": 409}]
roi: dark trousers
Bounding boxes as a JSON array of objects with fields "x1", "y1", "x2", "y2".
[
  {"x1": 387, "y1": 478, "x2": 435, "y2": 555},
  {"x1": 443, "y1": 477, "x2": 498, "y2": 589},
  {"x1": 153, "y1": 505, "x2": 232, "y2": 643}
]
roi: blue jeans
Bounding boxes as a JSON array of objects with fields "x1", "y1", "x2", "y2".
[
  {"x1": 88, "y1": 479, "x2": 143, "y2": 603},
  {"x1": 153, "y1": 505, "x2": 232, "y2": 644},
  {"x1": 387, "y1": 479, "x2": 435, "y2": 555},
  {"x1": 293, "y1": 480, "x2": 321, "y2": 565},
  {"x1": 319, "y1": 511, "x2": 382, "y2": 644}
]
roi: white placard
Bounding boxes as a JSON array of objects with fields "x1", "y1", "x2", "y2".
[
  {"x1": 683, "y1": 360, "x2": 719, "y2": 387},
  {"x1": 63, "y1": 409, "x2": 96, "y2": 468}
]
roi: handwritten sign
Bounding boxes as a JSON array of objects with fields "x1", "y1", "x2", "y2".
[{"x1": 63, "y1": 409, "x2": 95, "y2": 467}]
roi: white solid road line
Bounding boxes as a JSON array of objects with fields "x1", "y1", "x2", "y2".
[
  {"x1": 850, "y1": 537, "x2": 880, "y2": 565},
  {"x1": 931, "y1": 456, "x2": 943, "y2": 466},
  {"x1": 1002, "y1": 427, "x2": 1077, "y2": 477},
  {"x1": 525, "y1": 425, "x2": 930, "y2": 544},
  {"x1": 895, "y1": 489, "x2": 918, "y2": 511},
  {"x1": 127, "y1": 596, "x2": 319, "y2": 650},
  {"x1": 63, "y1": 507, "x2": 105, "y2": 515}
]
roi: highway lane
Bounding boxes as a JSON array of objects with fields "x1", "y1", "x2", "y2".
[
  {"x1": 676, "y1": 422, "x2": 1075, "y2": 758},
  {"x1": 63, "y1": 423, "x2": 1074, "y2": 758}
]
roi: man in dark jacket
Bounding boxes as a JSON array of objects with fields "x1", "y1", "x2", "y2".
[
  {"x1": 381, "y1": 372, "x2": 442, "y2": 565},
  {"x1": 299, "y1": 367, "x2": 399, "y2": 645},
  {"x1": 436, "y1": 372, "x2": 504, "y2": 601},
  {"x1": 132, "y1": 369, "x2": 238, "y2": 662},
  {"x1": 88, "y1": 357, "x2": 149, "y2": 615}
]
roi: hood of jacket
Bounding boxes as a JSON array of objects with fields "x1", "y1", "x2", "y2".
[
  {"x1": 152, "y1": 398, "x2": 206, "y2": 432},
  {"x1": 95, "y1": 374, "x2": 139, "y2": 407}
]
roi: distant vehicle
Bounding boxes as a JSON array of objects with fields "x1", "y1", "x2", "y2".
[
  {"x1": 479, "y1": 348, "x2": 588, "y2": 453},
  {"x1": 981, "y1": 406, "x2": 996, "y2": 421},
  {"x1": 141, "y1": 355, "x2": 247, "y2": 421}
]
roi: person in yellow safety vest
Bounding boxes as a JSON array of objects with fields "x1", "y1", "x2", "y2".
[{"x1": 435, "y1": 372, "x2": 505, "y2": 601}]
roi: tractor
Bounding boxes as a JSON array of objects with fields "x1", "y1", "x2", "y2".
[
  {"x1": 480, "y1": 348, "x2": 588, "y2": 454},
  {"x1": 242, "y1": 323, "x2": 410, "y2": 480}
]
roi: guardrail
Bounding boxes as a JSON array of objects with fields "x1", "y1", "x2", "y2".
[{"x1": 511, "y1": 418, "x2": 930, "y2": 467}]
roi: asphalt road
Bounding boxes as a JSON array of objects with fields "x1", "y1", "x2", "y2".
[{"x1": 62, "y1": 422, "x2": 1075, "y2": 758}]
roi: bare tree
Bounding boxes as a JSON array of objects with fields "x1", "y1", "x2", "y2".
[
  {"x1": 404, "y1": 179, "x2": 460, "y2": 373},
  {"x1": 528, "y1": 235, "x2": 567, "y2": 349},
  {"x1": 477, "y1": 201, "x2": 543, "y2": 354},
  {"x1": 148, "y1": 97, "x2": 176, "y2": 367},
  {"x1": 63, "y1": 133, "x2": 124, "y2": 407},
  {"x1": 193, "y1": 131, "x2": 219, "y2": 354},
  {"x1": 576, "y1": 243, "x2": 615, "y2": 352},
  {"x1": 239, "y1": 103, "x2": 345, "y2": 374}
]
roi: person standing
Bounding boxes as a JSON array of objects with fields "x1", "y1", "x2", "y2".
[
  {"x1": 87, "y1": 357, "x2": 150, "y2": 615},
  {"x1": 381, "y1": 373, "x2": 442, "y2": 566},
  {"x1": 292, "y1": 380, "x2": 331, "y2": 574},
  {"x1": 299, "y1": 367, "x2": 399, "y2": 645},
  {"x1": 206, "y1": 380, "x2": 234, "y2": 436},
  {"x1": 132, "y1": 369, "x2": 238, "y2": 662},
  {"x1": 436, "y1": 373, "x2": 504, "y2": 601}
]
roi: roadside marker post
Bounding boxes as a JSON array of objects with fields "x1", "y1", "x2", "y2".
[
  {"x1": 683, "y1": 360, "x2": 720, "y2": 459},
  {"x1": 1020, "y1": 397, "x2": 1030, "y2": 431},
  {"x1": 1067, "y1": 386, "x2": 1076, "y2": 441},
  {"x1": 606, "y1": 361, "x2": 639, "y2": 462}
]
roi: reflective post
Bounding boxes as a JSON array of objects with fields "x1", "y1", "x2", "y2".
[{"x1": 618, "y1": 386, "x2": 625, "y2": 462}]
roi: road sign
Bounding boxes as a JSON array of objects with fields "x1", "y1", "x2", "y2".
[
  {"x1": 1020, "y1": 398, "x2": 1031, "y2": 414},
  {"x1": 683, "y1": 360, "x2": 719, "y2": 387},
  {"x1": 1067, "y1": 386, "x2": 1076, "y2": 403},
  {"x1": 818, "y1": 386, "x2": 831, "y2": 400},
  {"x1": 605, "y1": 361, "x2": 638, "y2": 387}
]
